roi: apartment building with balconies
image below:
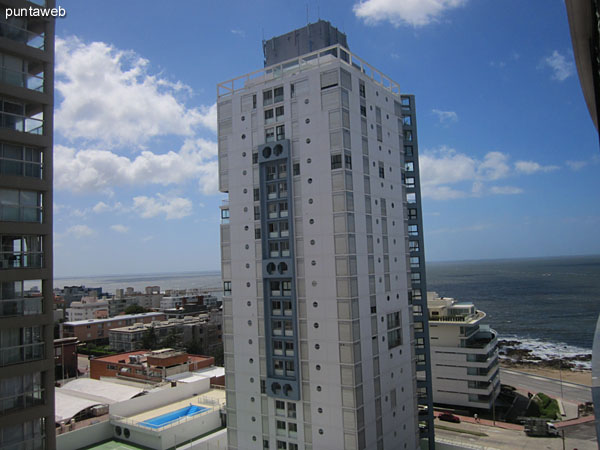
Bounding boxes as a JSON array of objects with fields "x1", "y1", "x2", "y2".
[
  {"x1": 427, "y1": 292, "x2": 500, "y2": 410},
  {"x1": 218, "y1": 20, "x2": 434, "y2": 450},
  {"x1": 0, "y1": 2, "x2": 56, "y2": 448}
]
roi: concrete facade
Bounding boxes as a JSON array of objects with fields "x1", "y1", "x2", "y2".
[
  {"x1": 427, "y1": 292, "x2": 500, "y2": 410},
  {"x1": 65, "y1": 296, "x2": 109, "y2": 322},
  {"x1": 0, "y1": 2, "x2": 56, "y2": 448},
  {"x1": 218, "y1": 23, "x2": 433, "y2": 450}
]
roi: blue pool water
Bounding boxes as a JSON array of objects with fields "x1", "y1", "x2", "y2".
[{"x1": 139, "y1": 405, "x2": 208, "y2": 429}]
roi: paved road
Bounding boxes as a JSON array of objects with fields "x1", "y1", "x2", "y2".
[
  {"x1": 435, "y1": 420, "x2": 597, "y2": 450},
  {"x1": 500, "y1": 368, "x2": 592, "y2": 404}
]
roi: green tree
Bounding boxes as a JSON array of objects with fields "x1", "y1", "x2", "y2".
[
  {"x1": 141, "y1": 327, "x2": 158, "y2": 350},
  {"x1": 124, "y1": 304, "x2": 147, "y2": 314}
]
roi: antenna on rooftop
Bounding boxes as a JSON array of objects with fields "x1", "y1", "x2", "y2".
[{"x1": 306, "y1": 4, "x2": 309, "y2": 25}]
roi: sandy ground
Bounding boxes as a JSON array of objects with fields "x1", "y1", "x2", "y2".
[{"x1": 500, "y1": 362, "x2": 591, "y2": 386}]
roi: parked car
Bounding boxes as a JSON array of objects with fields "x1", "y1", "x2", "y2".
[{"x1": 438, "y1": 413, "x2": 461, "y2": 423}]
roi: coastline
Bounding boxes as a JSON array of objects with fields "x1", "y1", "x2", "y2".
[{"x1": 500, "y1": 361, "x2": 591, "y2": 387}]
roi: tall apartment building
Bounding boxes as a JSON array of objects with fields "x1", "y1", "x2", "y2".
[
  {"x1": 0, "y1": 1, "x2": 56, "y2": 449},
  {"x1": 218, "y1": 21, "x2": 433, "y2": 449}
]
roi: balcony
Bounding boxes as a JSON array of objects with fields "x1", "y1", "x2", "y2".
[
  {"x1": 0, "y1": 21, "x2": 45, "y2": 50},
  {"x1": 464, "y1": 326, "x2": 497, "y2": 350},
  {"x1": 0, "y1": 342, "x2": 45, "y2": 366},
  {"x1": 0, "y1": 297, "x2": 42, "y2": 317},
  {"x1": 0, "y1": 66, "x2": 44, "y2": 92},
  {"x1": 0, "y1": 111, "x2": 43, "y2": 135},
  {"x1": 0, "y1": 251, "x2": 43, "y2": 269}
]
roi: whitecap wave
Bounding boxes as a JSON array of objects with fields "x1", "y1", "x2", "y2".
[{"x1": 498, "y1": 335, "x2": 592, "y2": 370}]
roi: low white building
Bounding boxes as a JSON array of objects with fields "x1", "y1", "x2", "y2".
[
  {"x1": 427, "y1": 292, "x2": 500, "y2": 410},
  {"x1": 66, "y1": 296, "x2": 110, "y2": 322}
]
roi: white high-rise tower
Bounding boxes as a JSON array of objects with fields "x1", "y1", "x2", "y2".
[{"x1": 218, "y1": 21, "x2": 434, "y2": 450}]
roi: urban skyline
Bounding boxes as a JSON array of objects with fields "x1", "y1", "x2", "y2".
[{"x1": 52, "y1": 0, "x2": 599, "y2": 278}]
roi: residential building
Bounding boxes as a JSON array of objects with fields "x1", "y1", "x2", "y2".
[
  {"x1": 65, "y1": 296, "x2": 109, "y2": 322},
  {"x1": 108, "y1": 314, "x2": 222, "y2": 354},
  {"x1": 427, "y1": 292, "x2": 500, "y2": 410},
  {"x1": 54, "y1": 337, "x2": 78, "y2": 381},
  {"x1": 0, "y1": 1, "x2": 56, "y2": 448},
  {"x1": 89, "y1": 349, "x2": 215, "y2": 383},
  {"x1": 58, "y1": 285, "x2": 104, "y2": 307},
  {"x1": 218, "y1": 20, "x2": 433, "y2": 449},
  {"x1": 109, "y1": 287, "x2": 163, "y2": 317},
  {"x1": 60, "y1": 312, "x2": 166, "y2": 344}
]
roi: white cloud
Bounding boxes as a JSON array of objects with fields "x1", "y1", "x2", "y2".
[
  {"x1": 132, "y1": 193, "x2": 192, "y2": 220},
  {"x1": 55, "y1": 37, "x2": 215, "y2": 146},
  {"x1": 432, "y1": 109, "x2": 458, "y2": 124},
  {"x1": 489, "y1": 186, "x2": 523, "y2": 195},
  {"x1": 92, "y1": 201, "x2": 110, "y2": 213},
  {"x1": 54, "y1": 138, "x2": 218, "y2": 195},
  {"x1": 514, "y1": 160, "x2": 559, "y2": 174},
  {"x1": 542, "y1": 50, "x2": 574, "y2": 82},
  {"x1": 231, "y1": 29, "x2": 246, "y2": 37},
  {"x1": 110, "y1": 224, "x2": 129, "y2": 233},
  {"x1": 67, "y1": 225, "x2": 95, "y2": 239},
  {"x1": 353, "y1": 0, "x2": 468, "y2": 27},
  {"x1": 419, "y1": 147, "x2": 549, "y2": 200},
  {"x1": 566, "y1": 160, "x2": 588, "y2": 171}
]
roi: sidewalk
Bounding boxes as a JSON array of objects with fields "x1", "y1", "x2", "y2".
[{"x1": 434, "y1": 411, "x2": 524, "y2": 431}]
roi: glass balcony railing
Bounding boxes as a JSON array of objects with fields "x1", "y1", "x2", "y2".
[
  {"x1": 0, "y1": 297, "x2": 43, "y2": 317},
  {"x1": 0, "y1": 205, "x2": 42, "y2": 223},
  {"x1": 0, "y1": 67, "x2": 44, "y2": 92},
  {"x1": 0, "y1": 112, "x2": 43, "y2": 134},
  {"x1": 0, "y1": 342, "x2": 45, "y2": 366},
  {"x1": 0, "y1": 252, "x2": 43, "y2": 269},
  {"x1": 0, "y1": 21, "x2": 45, "y2": 50}
]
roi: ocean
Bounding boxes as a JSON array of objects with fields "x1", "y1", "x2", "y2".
[
  {"x1": 55, "y1": 255, "x2": 600, "y2": 367},
  {"x1": 427, "y1": 255, "x2": 600, "y2": 368}
]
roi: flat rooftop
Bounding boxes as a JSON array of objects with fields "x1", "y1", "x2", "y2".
[{"x1": 63, "y1": 312, "x2": 164, "y2": 326}]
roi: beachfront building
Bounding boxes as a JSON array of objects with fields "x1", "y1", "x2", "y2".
[
  {"x1": 427, "y1": 292, "x2": 500, "y2": 410},
  {"x1": 65, "y1": 296, "x2": 109, "y2": 321},
  {"x1": 218, "y1": 20, "x2": 433, "y2": 449},
  {"x1": 0, "y1": 1, "x2": 57, "y2": 448}
]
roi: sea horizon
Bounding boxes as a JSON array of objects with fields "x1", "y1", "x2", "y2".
[{"x1": 54, "y1": 253, "x2": 600, "y2": 280}]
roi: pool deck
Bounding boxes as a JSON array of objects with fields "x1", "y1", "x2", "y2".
[{"x1": 126, "y1": 389, "x2": 226, "y2": 426}]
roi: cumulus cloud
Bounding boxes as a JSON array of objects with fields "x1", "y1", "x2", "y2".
[
  {"x1": 110, "y1": 224, "x2": 129, "y2": 233},
  {"x1": 55, "y1": 37, "x2": 215, "y2": 146},
  {"x1": 514, "y1": 161, "x2": 559, "y2": 174},
  {"x1": 353, "y1": 0, "x2": 468, "y2": 27},
  {"x1": 54, "y1": 138, "x2": 218, "y2": 195},
  {"x1": 419, "y1": 147, "x2": 554, "y2": 200},
  {"x1": 132, "y1": 194, "x2": 192, "y2": 220},
  {"x1": 67, "y1": 225, "x2": 95, "y2": 239},
  {"x1": 432, "y1": 109, "x2": 458, "y2": 124},
  {"x1": 541, "y1": 50, "x2": 574, "y2": 82}
]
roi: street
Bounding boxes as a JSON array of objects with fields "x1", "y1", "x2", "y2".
[{"x1": 500, "y1": 368, "x2": 592, "y2": 404}]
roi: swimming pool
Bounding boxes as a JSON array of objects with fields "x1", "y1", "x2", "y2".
[{"x1": 139, "y1": 405, "x2": 209, "y2": 429}]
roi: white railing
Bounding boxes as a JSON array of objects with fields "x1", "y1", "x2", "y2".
[{"x1": 217, "y1": 44, "x2": 401, "y2": 99}]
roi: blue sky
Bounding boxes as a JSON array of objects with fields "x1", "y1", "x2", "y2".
[{"x1": 53, "y1": 0, "x2": 600, "y2": 276}]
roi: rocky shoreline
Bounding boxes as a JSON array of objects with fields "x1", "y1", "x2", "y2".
[{"x1": 498, "y1": 339, "x2": 592, "y2": 371}]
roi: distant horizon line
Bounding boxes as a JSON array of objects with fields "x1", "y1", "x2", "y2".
[{"x1": 55, "y1": 253, "x2": 600, "y2": 280}]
